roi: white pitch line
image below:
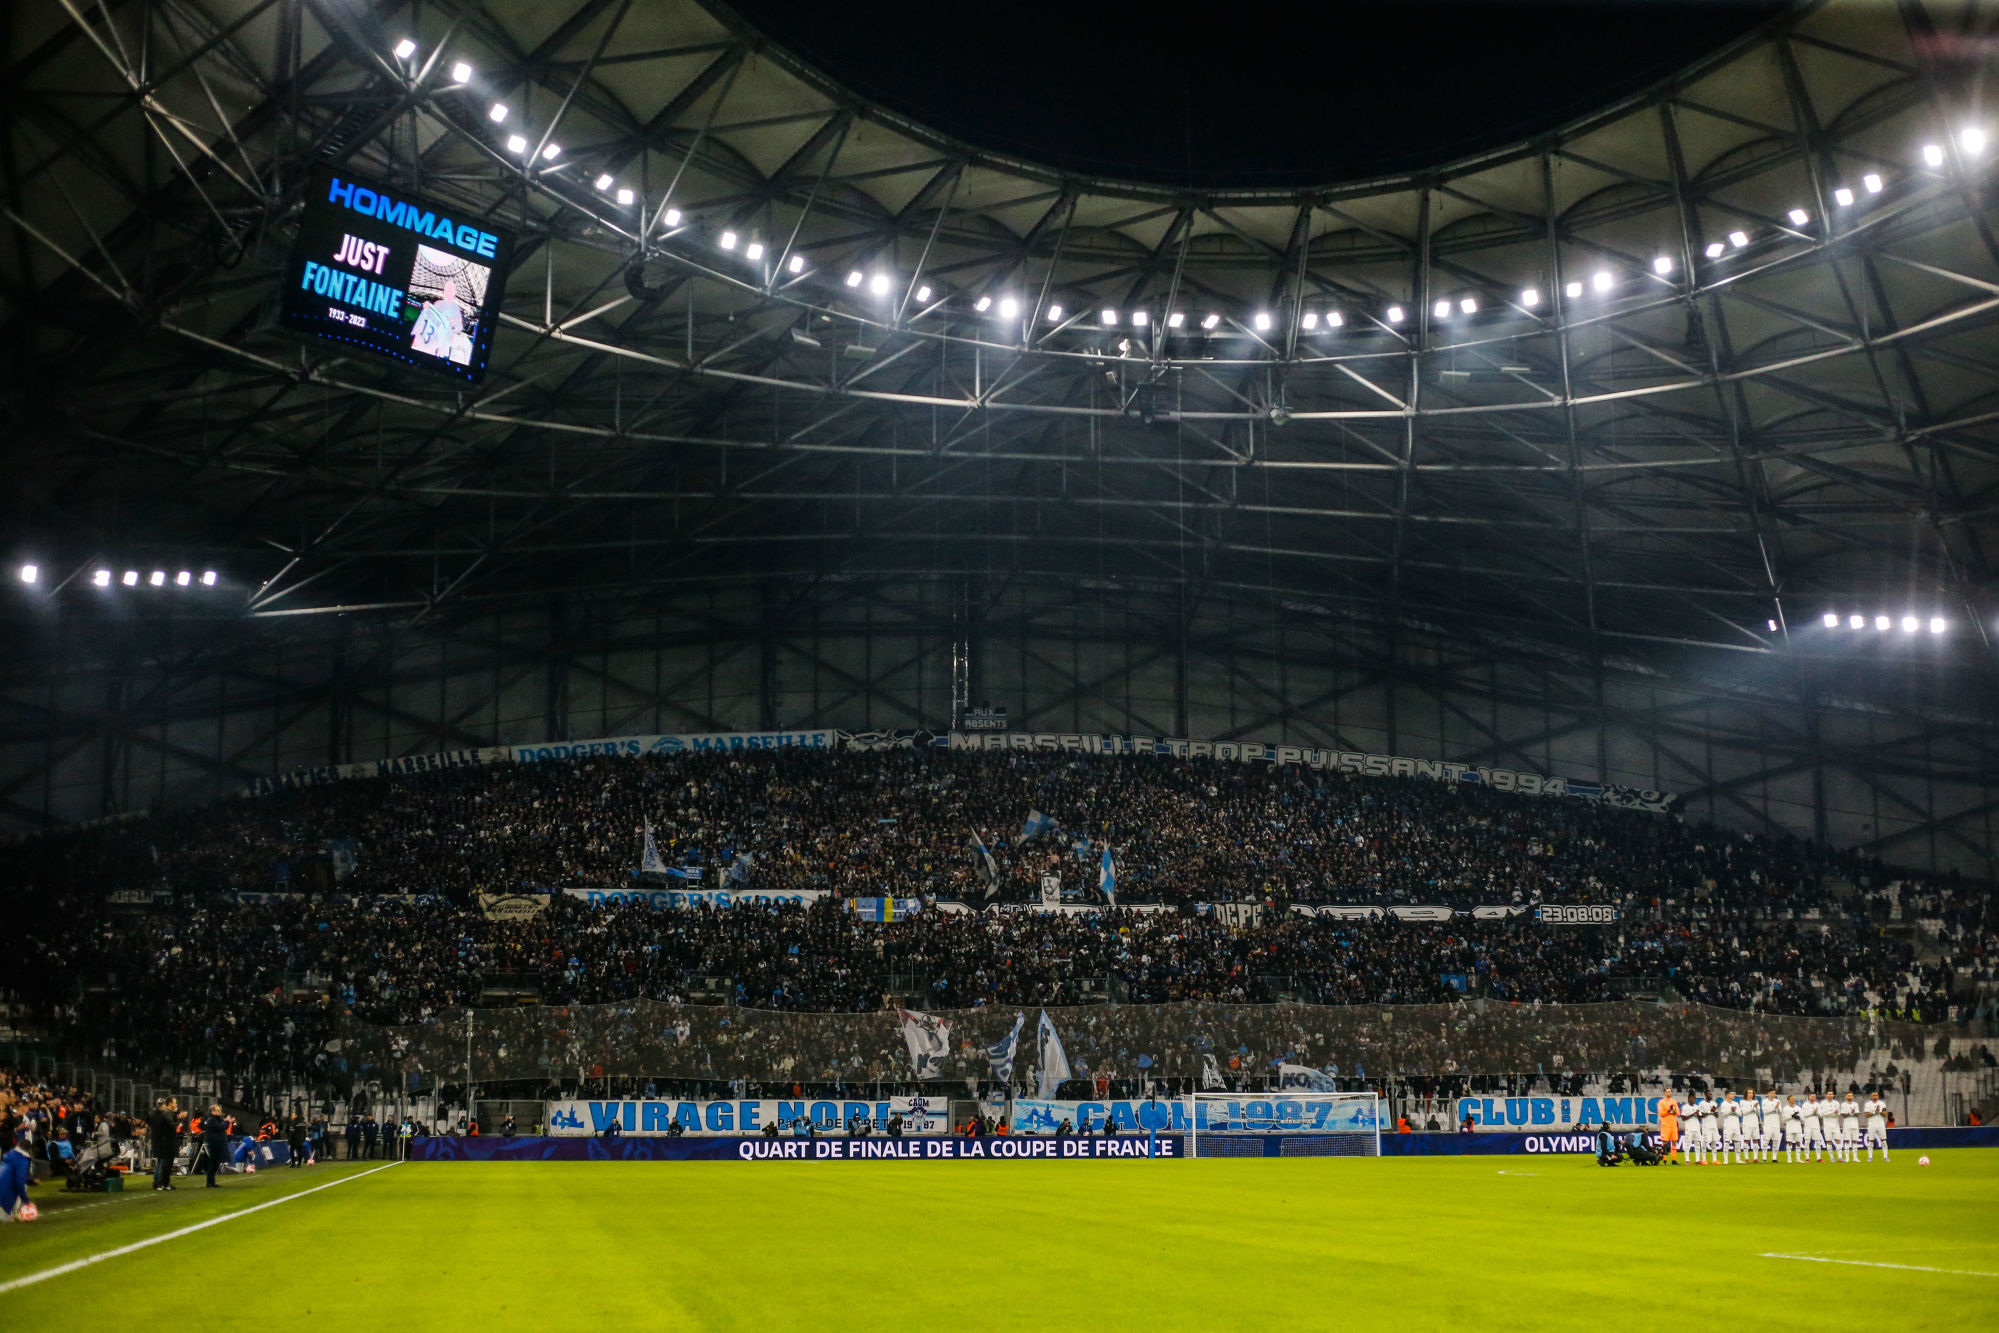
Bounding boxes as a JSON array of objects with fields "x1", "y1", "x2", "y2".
[
  {"x1": 1758, "y1": 1253, "x2": 1999, "y2": 1279},
  {"x1": 0, "y1": 1162, "x2": 401, "y2": 1294}
]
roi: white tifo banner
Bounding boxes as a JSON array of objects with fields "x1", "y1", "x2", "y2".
[{"x1": 547, "y1": 1096, "x2": 949, "y2": 1136}]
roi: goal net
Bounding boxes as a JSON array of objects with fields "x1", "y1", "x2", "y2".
[{"x1": 1185, "y1": 1092, "x2": 1381, "y2": 1158}]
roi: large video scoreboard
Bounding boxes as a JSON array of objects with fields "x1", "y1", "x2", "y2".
[{"x1": 278, "y1": 167, "x2": 513, "y2": 384}]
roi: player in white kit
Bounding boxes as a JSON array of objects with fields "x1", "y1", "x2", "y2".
[
  {"x1": 1862, "y1": 1093, "x2": 1890, "y2": 1162},
  {"x1": 1758, "y1": 1089, "x2": 1782, "y2": 1162},
  {"x1": 1781, "y1": 1095, "x2": 1805, "y2": 1162},
  {"x1": 1800, "y1": 1092, "x2": 1828, "y2": 1160},
  {"x1": 1718, "y1": 1092, "x2": 1744, "y2": 1163},
  {"x1": 1695, "y1": 1094, "x2": 1719, "y2": 1164},
  {"x1": 1838, "y1": 1093, "x2": 1862, "y2": 1162}
]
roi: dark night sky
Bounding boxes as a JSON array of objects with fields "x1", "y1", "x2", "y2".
[{"x1": 726, "y1": 0, "x2": 1790, "y2": 187}]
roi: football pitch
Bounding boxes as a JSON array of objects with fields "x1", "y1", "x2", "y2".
[{"x1": 5, "y1": 1153, "x2": 1996, "y2": 1328}]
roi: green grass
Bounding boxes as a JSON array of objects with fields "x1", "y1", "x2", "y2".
[{"x1": 5, "y1": 1152, "x2": 1996, "y2": 1327}]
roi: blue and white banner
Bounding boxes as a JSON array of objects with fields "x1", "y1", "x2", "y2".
[
  {"x1": 1007, "y1": 1096, "x2": 1376, "y2": 1134},
  {"x1": 848, "y1": 896, "x2": 922, "y2": 921},
  {"x1": 736, "y1": 1136, "x2": 1172, "y2": 1160},
  {"x1": 1456, "y1": 1094, "x2": 1664, "y2": 1130},
  {"x1": 561, "y1": 886, "x2": 829, "y2": 911},
  {"x1": 515, "y1": 730, "x2": 835, "y2": 763},
  {"x1": 545, "y1": 1096, "x2": 949, "y2": 1137}
]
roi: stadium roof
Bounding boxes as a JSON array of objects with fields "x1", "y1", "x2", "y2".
[{"x1": 3, "y1": 0, "x2": 1997, "y2": 683}]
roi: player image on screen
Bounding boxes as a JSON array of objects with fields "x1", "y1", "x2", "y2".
[{"x1": 407, "y1": 245, "x2": 489, "y2": 366}]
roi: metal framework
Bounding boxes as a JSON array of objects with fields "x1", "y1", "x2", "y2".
[{"x1": 1, "y1": 0, "x2": 1996, "y2": 871}]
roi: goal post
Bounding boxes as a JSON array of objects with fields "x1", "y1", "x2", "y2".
[{"x1": 1184, "y1": 1091, "x2": 1382, "y2": 1158}]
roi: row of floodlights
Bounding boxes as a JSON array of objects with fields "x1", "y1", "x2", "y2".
[
  {"x1": 1821, "y1": 611, "x2": 1947, "y2": 634},
  {"x1": 395, "y1": 37, "x2": 1986, "y2": 333},
  {"x1": 18, "y1": 565, "x2": 219, "y2": 588}
]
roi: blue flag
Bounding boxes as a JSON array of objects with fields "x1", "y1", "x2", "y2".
[
  {"x1": 987, "y1": 1013, "x2": 1025, "y2": 1084},
  {"x1": 1098, "y1": 847, "x2": 1116, "y2": 906},
  {"x1": 1021, "y1": 810, "x2": 1058, "y2": 842},
  {"x1": 1035, "y1": 1010, "x2": 1072, "y2": 1099}
]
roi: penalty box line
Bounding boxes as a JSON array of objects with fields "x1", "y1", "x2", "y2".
[
  {"x1": 1758, "y1": 1253, "x2": 1999, "y2": 1279},
  {"x1": 0, "y1": 1161, "x2": 403, "y2": 1295}
]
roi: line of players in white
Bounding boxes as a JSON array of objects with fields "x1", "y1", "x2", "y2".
[{"x1": 1673, "y1": 1090, "x2": 1891, "y2": 1163}]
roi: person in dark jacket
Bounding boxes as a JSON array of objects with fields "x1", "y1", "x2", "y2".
[
  {"x1": 286, "y1": 1115, "x2": 307, "y2": 1168},
  {"x1": 361, "y1": 1115, "x2": 380, "y2": 1159},
  {"x1": 344, "y1": 1117, "x2": 362, "y2": 1160},
  {"x1": 196, "y1": 1105, "x2": 228, "y2": 1187},
  {"x1": 145, "y1": 1098, "x2": 182, "y2": 1191}
]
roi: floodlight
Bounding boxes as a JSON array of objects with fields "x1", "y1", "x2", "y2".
[
  {"x1": 1201, "y1": 313, "x2": 1221, "y2": 330},
  {"x1": 845, "y1": 271, "x2": 864, "y2": 288},
  {"x1": 1874, "y1": 615, "x2": 1891, "y2": 630},
  {"x1": 149, "y1": 570, "x2": 165, "y2": 587},
  {"x1": 595, "y1": 174, "x2": 614, "y2": 191},
  {"x1": 1100, "y1": 310, "x2": 1118, "y2": 326},
  {"x1": 122, "y1": 570, "x2": 138, "y2": 587},
  {"x1": 1901, "y1": 615, "x2": 1919, "y2": 632},
  {"x1": 1166, "y1": 311, "x2": 1184, "y2": 328},
  {"x1": 970, "y1": 295, "x2": 989, "y2": 313},
  {"x1": 1833, "y1": 187, "x2": 1854, "y2": 207},
  {"x1": 1385, "y1": 306, "x2": 1404, "y2": 324},
  {"x1": 1652, "y1": 256, "x2": 1673, "y2": 275},
  {"x1": 1959, "y1": 127, "x2": 1987, "y2": 155},
  {"x1": 200, "y1": 571, "x2": 217, "y2": 586},
  {"x1": 1047, "y1": 305, "x2": 1065, "y2": 322},
  {"x1": 786, "y1": 253, "x2": 804, "y2": 273},
  {"x1": 449, "y1": 61, "x2": 473, "y2": 84},
  {"x1": 393, "y1": 39, "x2": 417, "y2": 60},
  {"x1": 18, "y1": 564, "x2": 36, "y2": 584},
  {"x1": 1822, "y1": 612, "x2": 1839, "y2": 628},
  {"x1": 1767, "y1": 619, "x2": 1778, "y2": 632},
  {"x1": 617, "y1": 188, "x2": 635, "y2": 207},
  {"x1": 1564, "y1": 281, "x2": 1583, "y2": 299},
  {"x1": 719, "y1": 231, "x2": 737, "y2": 250},
  {"x1": 1787, "y1": 208, "x2": 1810, "y2": 226},
  {"x1": 1704, "y1": 241, "x2": 1726, "y2": 258},
  {"x1": 1922, "y1": 143, "x2": 1945, "y2": 167},
  {"x1": 1862, "y1": 173, "x2": 1883, "y2": 194},
  {"x1": 1326, "y1": 312, "x2": 1342, "y2": 327},
  {"x1": 92, "y1": 569, "x2": 110, "y2": 588},
  {"x1": 489, "y1": 103, "x2": 509, "y2": 123},
  {"x1": 745, "y1": 242, "x2": 764, "y2": 260},
  {"x1": 1433, "y1": 300, "x2": 1451, "y2": 319},
  {"x1": 1459, "y1": 297, "x2": 1477, "y2": 314},
  {"x1": 505, "y1": 134, "x2": 527, "y2": 154},
  {"x1": 538, "y1": 147, "x2": 559, "y2": 166},
  {"x1": 868, "y1": 273, "x2": 890, "y2": 296},
  {"x1": 1253, "y1": 312, "x2": 1272, "y2": 331},
  {"x1": 1591, "y1": 270, "x2": 1613, "y2": 293},
  {"x1": 999, "y1": 297, "x2": 1020, "y2": 319},
  {"x1": 175, "y1": 570, "x2": 191, "y2": 586},
  {"x1": 914, "y1": 285, "x2": 932, "y2": 303},
  {"x1": 663, "y1": 208, "x2": 681, "y2": 226},
  {"x1": 1848, "y1": 614, "x2": 1863, "y2": 628},
  {"x1": 1929, "y1": 617, "x2": 1945, "y2": 634},
  {"x1": 1302, "y1": 312, "x2": 1319, "y2": 330},
  {"x1": 1521, "y1": 288, "x2": 1540, "y2": 307}
]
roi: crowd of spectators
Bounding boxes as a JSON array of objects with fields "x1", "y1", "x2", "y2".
[{"x1": 6, "y1": 747, "x2": 1995, "y2": 1097}]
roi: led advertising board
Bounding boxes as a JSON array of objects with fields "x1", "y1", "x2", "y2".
[{"x1": 278, "y1": 167, "x2": 512, "y2": 383}]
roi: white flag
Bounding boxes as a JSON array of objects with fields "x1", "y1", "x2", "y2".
[
  {"x1": 898, "y1": 1009, "x2": 953, "y2": 1079},
  {"x1": 1201, "y1": 1053, "x2": 1225, "y2": 1090},
  {"x1": 1278, "y1": 1062, "x2": 1339, "y2": 1092},
  {"x1": 1035, "y1": 1010, "x2": 1072, "y2": 1099},
  {"x1": 640, "y1": 819, "x2": 670, "y2": 874}
]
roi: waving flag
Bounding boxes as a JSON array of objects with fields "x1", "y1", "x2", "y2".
[
  {"x1": 986, "y1": 1013, "x2": 1025, "y2": 1084},
  {"x1": 967, "y1": 829, "x2": 1001, "y2": 899},
  {"x1": 898, "y1": 1009, "x2": 953, "y2": 1079},
  {"x1": 1098, "y1": 847, "x2": 1116, "y2": 906},
  {"x1": 639, "y1": 819, "x2": 669, "y2": 875},
  {"x1": 1035, "y1": 1010, "x2": 1072, "y2": 1099},
  {"x1": 1021, "y1": 809, "x2": 1058, "y2": 842},
  {"x1": 1278, "y1": 1062, "x2": 1340, "y2": 1093},
  {"x1": 1202, "y1": 1054, "x2": 1226, "y2": 1090}
]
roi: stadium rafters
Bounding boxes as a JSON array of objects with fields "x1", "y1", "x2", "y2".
[{"x1": 2, "y1": 0, "x2": 1997, "y2": 865}]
